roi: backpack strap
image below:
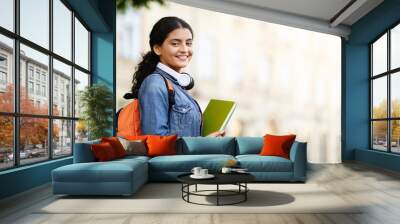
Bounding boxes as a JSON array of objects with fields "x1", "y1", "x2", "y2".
[{"x1": 159, "y1": 75, "x2": 175, "y2": 109}]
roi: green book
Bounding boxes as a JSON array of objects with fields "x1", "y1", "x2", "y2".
[{"x1": 201, "y1": 99, "x2": 236, "y2": 136}]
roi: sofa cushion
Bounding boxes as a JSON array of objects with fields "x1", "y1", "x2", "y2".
[
  {"x1": 148, "y1": 154, "x2": 235, "y2": 172},
  {"x1": 91, "y1": 142, "x2": 118, "y2": 161},
  {"x1": 260, "y1": 134, "x2": 296, "y2": 159},
  {"x1": 177, "y1": 137, "x2": 236, "y2": 155},
  {"x1": 236, "y1": 155, "x2": 293, "y2": 172},
  {"x1": 115, "y1": 155, "x2": 150, "y2": 163},
  {"x1": 53, "y1": 158, "x2": 147, "y2": 183},
  {"x1": 235, "y1": 137, "x2": 263, "y2": 155},
  {"x1": 101, "y1": 137, "x2": 127, "y2": 158},
  {"x1": 118, "y1": 137, "x2": 147, "y2": 156},
  {"x1": 147, "y1": 135, "x2": 177, "y2": 157},
  {"x1": 123, "y1": 135, "x2": 148, "y2": 142},
  {"x1": 73, "y1": 139, "x2": 100, "y2": 163}
]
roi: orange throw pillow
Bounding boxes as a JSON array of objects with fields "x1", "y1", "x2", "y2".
[
  {"x1": 146, "y1": 135, "x2": 177, "y2": 157},
  {"x1": 101, "y1": 137, "x2": 127, "y2": 158},
  {"x1": 91, "y1": 142, "x2": 117, "y2": 161},
  {"x1": 260, "y1": 134, "x2": 296, "y2": 159}
]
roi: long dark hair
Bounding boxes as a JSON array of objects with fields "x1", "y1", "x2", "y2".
[{"x1": 129, "y1": 17, "x2": 193, "y2": 98}]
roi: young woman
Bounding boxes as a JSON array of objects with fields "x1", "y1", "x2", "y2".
[{"x1": 131, "y1": 17, "x2": 224, "y2": 137}]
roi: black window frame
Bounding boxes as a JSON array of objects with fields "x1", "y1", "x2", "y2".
[
  {"x1": 370, "y1": 20, "x2": 400, "y2": 154},
  {"x1": 0, "y1": 0, "x2": 92, "y2": 171}
]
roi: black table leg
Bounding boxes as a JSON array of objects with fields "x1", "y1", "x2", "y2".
[
  {"x1": 217, "y1": 184, "x2": 219, "y2": 206},
  {"x1": 187, "y1": 184, "x2": 190, "y2": 202},
  {"x1": 179, "y1": 182, "x2": 251, "y2": 206},
  {"x1": 245, "y1": 183, "x2": 247, "y2": 201}
]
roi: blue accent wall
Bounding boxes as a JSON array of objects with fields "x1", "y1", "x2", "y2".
[
  {"x1": 91, "y1": 0, "x2": 116, "y2": 135},
  {"x1": 92, "y1": 33, "x2": 114, "y2": 94},
  {"x1": 343, "y1": 43, "x2": 369, "y2": 160},
  {"x1": 343, "y1": 0, "x2": 400, "y2": 171},
  {"x1": 355, "y1": 149, "x2": 400, "y2": 172},
  {"x1": 0, "y1": 0, "x2": 116, "y2": 200}
]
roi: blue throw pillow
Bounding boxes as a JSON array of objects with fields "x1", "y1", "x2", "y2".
[{"x1": 235, "y1": 137, "x2": 263, "y2": 155}]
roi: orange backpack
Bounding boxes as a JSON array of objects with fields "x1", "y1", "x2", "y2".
[{"x1": 116, "y1": 75, "x2": 175, "y2": 137}]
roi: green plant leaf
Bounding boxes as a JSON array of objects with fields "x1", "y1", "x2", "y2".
[
  {"x1": 79, "y1": 84, "x2": 113, "y2": 140},
  {"x1": 117, "y1": 0, "x2": 165, "y2": 12}
]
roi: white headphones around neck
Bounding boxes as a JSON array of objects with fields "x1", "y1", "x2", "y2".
[
  {"x1": 156, "y1": 62, "x2": 194, "y2": 90},
  {"x1": 176, "y1": 72, "x2": 194, "y2": 90}
]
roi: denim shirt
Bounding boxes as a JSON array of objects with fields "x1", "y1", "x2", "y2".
[{"x1": 138, "y1": 67, "x2": 202, "y2": 137}]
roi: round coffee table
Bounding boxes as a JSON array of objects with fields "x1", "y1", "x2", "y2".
[{"x1": 177, "y1": 173, "x2": 255, "y2": 206}]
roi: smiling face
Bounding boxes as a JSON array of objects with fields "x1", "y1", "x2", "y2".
[{"x1": 153, "y1": 28, "x2": 193, "y2": 73}]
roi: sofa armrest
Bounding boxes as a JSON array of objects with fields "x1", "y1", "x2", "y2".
[
  {"x1": 289, "y1": 141, "x2": 307, "y2": 181},
  {"x1": 73, "y1": 140, "x2": 100, "y2": 163}
]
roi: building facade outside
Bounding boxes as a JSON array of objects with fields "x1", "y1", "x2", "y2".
[
  {"x1": 0, "y1": 41, "x2": 75, "y2": 168},
  {"x1": 0, "y1": 0, "x2": 91, "y2": 171}
]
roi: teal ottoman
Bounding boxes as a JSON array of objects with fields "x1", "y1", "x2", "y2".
[{"x1": 52, "y1": 156, "x2": 148, "y2": 196}]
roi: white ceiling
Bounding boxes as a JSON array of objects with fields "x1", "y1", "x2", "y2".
[
  {"x1": 170, "y1": 0, "x2": 384, "y2": 38},
  {"x1": 227, "y1": 0, "x2": 352, "y2": 22}
]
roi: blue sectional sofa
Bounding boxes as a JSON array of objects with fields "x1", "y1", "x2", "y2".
[{"x1": 52, "y1": 137, "x2": 307, "y2": 196}]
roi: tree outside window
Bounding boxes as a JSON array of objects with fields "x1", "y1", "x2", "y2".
[{"x1": 371, "y1": 23, "x2": 400, "y2": 153}]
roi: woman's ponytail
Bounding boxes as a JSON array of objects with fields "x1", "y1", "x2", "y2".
[{"x1": 131, "y1": 51, "x2": 159, "y2": 97}]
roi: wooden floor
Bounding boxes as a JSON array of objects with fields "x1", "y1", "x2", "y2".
[{"x1": 1, "y1": 162, "x2": 400, "y2": 224}]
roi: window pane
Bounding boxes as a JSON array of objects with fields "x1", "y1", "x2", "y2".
[
  {"x1": 391, "y1": 72, "x2": 400, "y2": 118},
  {"x1": 372, "y1": 33, "x2": 387, "y2": 76},
  {"x1": 20, "y1": 117, "x2": 49, "y2": 165},
  {"x1": 20, "y1": 0, "x2": 49, "y2": 49},
  {"x1": 0, "y1": 116, "x2": 13, "y2": 170},
  {"x1": 372, "y1": 77, "x2": 387, "y2": 119},
  {"x1": 391, "y1": 120, "x2": 400, "y2": 153},
  {"x1": 392, "y1": 24, "x2": 400, "y2": 70},
  {"x1": 75, "y1": 18, "x2": 89, "y2": 70},
  {"x1": 53, "y1": 59, "x2": 72, "y2": 117},
  {"x1": 372, "y1": 121, "x2": 388, "y2": 151},
  {"x1": 0, "y1": 35, "x2": 14, "y2": 112},
  {"x1": 53, "y1": 0, "x2": 71, "y2": 60},
  {"x1": 75, "y1": 120, "x2": 88, "y2": 143},
  {"x1": 74, "y1": 69, "x2": 89, "y2": 118},
  {"x1": 0, "y1": 0, "x2": 14, "y2": 31},
  {"x1": 20, "y1": 44, "x2": 49, "y2": 115},
  {"x1": 53, "y1": 119, "x2": 72, "y2": 158}
]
